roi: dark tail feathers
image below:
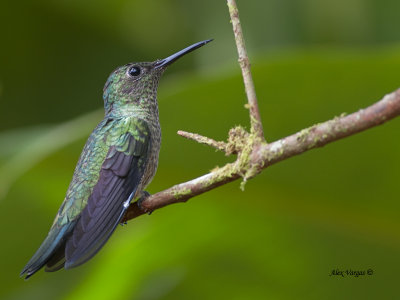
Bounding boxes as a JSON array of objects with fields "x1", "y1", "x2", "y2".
[{"x1": 20, "y1": 222, "x2": 75, "y2": 279}]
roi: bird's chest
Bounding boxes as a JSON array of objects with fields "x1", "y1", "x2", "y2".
[{"x1": 140, "y1": 120, "x2": 161, "y2": 189}]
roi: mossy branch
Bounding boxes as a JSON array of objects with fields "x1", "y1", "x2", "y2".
[
  {"x1": 123, "y1": 89, "x2": 400, "y2": 221},
  {"x1": 177, "y1": 130, "x2": 227, "y2": 152},
  {"x1": 122, "y1": 1, "x2": 400, "y2": 222}
]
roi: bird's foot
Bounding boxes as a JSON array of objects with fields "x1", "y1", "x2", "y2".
[{"x1": 137, "y1": 191, "x2": 153, "y2": 215}]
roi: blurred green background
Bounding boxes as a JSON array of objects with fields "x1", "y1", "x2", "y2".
[{"x1": 1, "y1": 0, "x2": 399, "y2": 299}]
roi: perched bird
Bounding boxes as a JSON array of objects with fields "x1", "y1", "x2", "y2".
[{"x1": 20, "y1": 39, "x2": 212, "y2": 279}]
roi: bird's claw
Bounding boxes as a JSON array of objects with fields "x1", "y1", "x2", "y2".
[{"x1": 137, "y1": 191, "x2": 153, "y2": 215}]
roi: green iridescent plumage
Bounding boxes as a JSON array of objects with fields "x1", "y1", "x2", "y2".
[
  {"x1": 55, "y1": 117, "x2": 150, "y2": 226},
  {"x1": 20, "y1": 40, "x2": 212, "y2": 279}
]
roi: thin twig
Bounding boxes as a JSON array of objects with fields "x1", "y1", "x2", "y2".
[
  {"x1": 227, "y1": 0, "x2": 264, "y2": 139},
  {"x1": 177, "y1": 130, "x2": 227, "y2": 152},
  {"x1": 122, "y1": 89, "x2": 400, "y2": 222}
]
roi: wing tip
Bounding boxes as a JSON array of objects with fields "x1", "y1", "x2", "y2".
[
  {"x1": 20, "y1": 265, "x2": 39, "y2": 280},
  {"x1": 64, "y1": 260, "x2": 77, "y2": 270},
  {"x1": 64, "y1": 255, "x2": 88, "y2": 270}
]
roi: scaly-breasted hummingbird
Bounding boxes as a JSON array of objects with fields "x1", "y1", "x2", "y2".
[{"x1": 20, "y1": 39, "x2": 212, "y2": 279}]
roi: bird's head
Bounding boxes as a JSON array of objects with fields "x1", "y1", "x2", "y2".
[{"x1": 103, "y1": 40, "x2": 212, "y2": 118}]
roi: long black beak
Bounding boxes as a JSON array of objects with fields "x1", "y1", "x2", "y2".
[{"x1": 154, "y1": 39, "x2": 213, "y2": 69}]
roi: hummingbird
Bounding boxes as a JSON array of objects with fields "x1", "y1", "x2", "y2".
[{"x1": 20, "y1": 39, "x2": 212, "y2": 279}]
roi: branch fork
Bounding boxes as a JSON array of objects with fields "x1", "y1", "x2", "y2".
[{"x1": 121, "y1": 1, "x2": 400, "y2": 223}]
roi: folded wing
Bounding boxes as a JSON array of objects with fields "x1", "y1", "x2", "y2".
[{"x1": 63, "y1": 131, "x2": 148, "y2": 269}]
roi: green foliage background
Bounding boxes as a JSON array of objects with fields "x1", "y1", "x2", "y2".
[{"x1": 1, "y1": 0, "x2": 399, "y2": 299}]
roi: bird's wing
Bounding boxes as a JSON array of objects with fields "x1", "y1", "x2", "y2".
[
  {"x1": 21, "y1": 120, "x2": 109, "y2": 279},
  {"x1": 63, "y1": 120, "x2": 149, "y2": 269},
  {"x1": 20, "y1": 118, "x2": 150, "y2": 278}
]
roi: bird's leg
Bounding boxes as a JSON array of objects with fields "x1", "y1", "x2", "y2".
[{"x1": 137, "y1": 191, "x2": 153, "y2": 215}]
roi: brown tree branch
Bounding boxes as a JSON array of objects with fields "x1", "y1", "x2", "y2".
[
  {"x1": 255, "y1": 89, "x2": 400, "y2": 165},
  {"x1": 227, "y1": 0, "x2": 264, "y2": 139},
  {"x1": 122, "y1": 89, "x2": 400, "y2": 222}
]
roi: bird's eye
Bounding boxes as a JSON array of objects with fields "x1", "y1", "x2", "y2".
[{"x1": 128, "y1": 66, "x2": 141, "y2": 77}]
